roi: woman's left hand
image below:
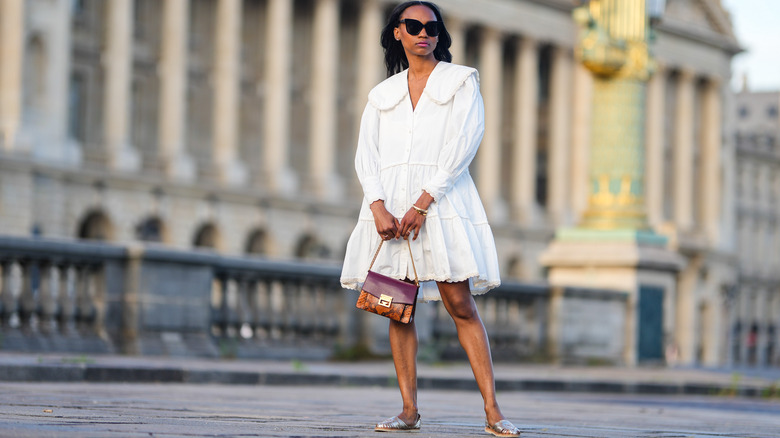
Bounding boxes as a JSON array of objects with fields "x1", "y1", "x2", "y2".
[{"x1": 399, "y1": 207, "x2": 425, "y2": 241}]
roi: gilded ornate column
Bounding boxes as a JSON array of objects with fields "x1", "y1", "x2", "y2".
[
  {"x1": 547, "y1": 46, "x2": 573, "y2": 226},
  {"x1": 511, "y1": 37, "x2": 539, "y2": 225},
  {"x1": 700, "y1": 76, "x2": 722, "y2": 244},
  {"x1": 103, "y1": 0, "x2": 140, "y2": 171},
  {"x1": 569, "y1": 62, "x2": 593, "y2": 222},
  {"x1": 158, "y1": 0, "x2": 195, "y2": 180},
  {"x1": 212, "y1": 0, "x2": 247, "y2": 185},
  {"x1": 542, "y1": 0, "x2": 683, "y2": 367},
  {"x1": 309, "y1": 0, "x2": 343, "y2": 200},
  {"x1": 645, "y1": 62, "x2": 666, "y2": 228},
  {"x1": 0, "y1": 0, "x2": 23, "y2": 151},
  {"x1": 477, "y1": 28, "x2": 506, "y2": 221},
  {"x1": 263, "y1": 0, "x2": 297, "y2": 193},
  {"x1": 673, "y1": 68, "x2": 696, "y2": 233}
]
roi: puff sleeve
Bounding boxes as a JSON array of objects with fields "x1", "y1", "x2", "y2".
[
  {"x1": 354, "y1": 103, "x2": 386, "y2": 205},
  {"x1": 421, "y1": 74, "x2": 485, "y2": 201}
]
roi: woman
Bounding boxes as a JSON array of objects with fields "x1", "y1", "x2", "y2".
[{"x1": 340, "y1": 1, "x2": 520, "y2": 436}]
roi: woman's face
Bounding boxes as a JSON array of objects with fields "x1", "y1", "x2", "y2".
[{"x1": 394, "y1": 5, "x2": 438, "y2": 60}]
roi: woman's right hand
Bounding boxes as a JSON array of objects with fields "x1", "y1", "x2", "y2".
[{"x1": 370, "y1": 200, "x2": 401, "y2": 241}]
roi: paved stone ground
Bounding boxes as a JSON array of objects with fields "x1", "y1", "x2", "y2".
[{"x1": 1, "y1": 382, "x2": 779, "y2": 437}]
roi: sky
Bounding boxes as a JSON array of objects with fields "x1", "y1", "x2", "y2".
[{"x1": 720, "y1": 0, "x2": 780, "y2": 92}]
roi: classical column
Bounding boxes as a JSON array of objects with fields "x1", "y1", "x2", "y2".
[
  {"x1": 102, "y1": 0, "x2": 140, "y2": 171},
  {"x1": 645, "y1": 63, "x2": 666, "y2": 229},
  {"x1": 309, "y1": 0, "x2": 342, "y2": 200},
  {"x1": 701, "y1": 282, "x2": 725, "y2": 367},
  {"x1": 212, "y1": 0, "x2": 247, "y2": 185},
  {"x1": 352, "y1": 0, "x2": 384, "y2": 195},
  {"x1": 569, "y1": 62, "x2": 592, "y2": 223},
  {"x1": 0, "y1": 0, "x2": 23, "y2": 151},
  {"x1": 700, "y1": 76, "x2": 722, "y2": 244},
  {"x1": 673, "y1": 68, "x2": 696, "y2": 232},
  {"x1": 355, "y1": 0, "x2": 384, "y2": 113},
  {"x1": 477, "y1": 28, "x2": 506, "y2": 221},
  {"x1": 44, "y1": 0, "x2": 80, "y2": 163},
  {"x1": 158, "y1": 0, "x2": 195, "y2": 181},
  {"x1": 447, "y1": 17, "x2": 466, "y2": 65},
  {"x1": 675, "y1": 257, "x2": 699, "y2": 365},
  {"x1": 263, "y1": 0, "x2": 297, "y2": 193},
  {"x1": 547, "y1": 46, "x2": 573, "y2": 226},
  {"x1": 511, "y1": 37, "x2": 539, "y2": 225}
]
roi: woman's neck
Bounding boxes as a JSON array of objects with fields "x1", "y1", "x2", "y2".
[{"x1": 407, "y1": 55, "x2": 439, "y2": 80}]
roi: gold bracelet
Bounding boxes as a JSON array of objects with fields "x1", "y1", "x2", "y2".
[{"x1": 412, "y1": 205, "x2": 428, "y2": 216}]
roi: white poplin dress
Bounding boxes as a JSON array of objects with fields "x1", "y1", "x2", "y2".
[{"x1": 340, "y1": 62, "x2": 500, "y2": 302}]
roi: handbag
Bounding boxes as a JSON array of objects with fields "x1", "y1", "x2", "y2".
[{"x1": 355, "y1": 239, "x2": 419, "y2": 324}]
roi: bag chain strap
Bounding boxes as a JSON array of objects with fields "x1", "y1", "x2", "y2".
[{"x1": 367, "y1": 239, "x2": 419, "y2": 286}]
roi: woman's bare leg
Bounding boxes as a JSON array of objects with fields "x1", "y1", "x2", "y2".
[
  {"x1": 437, "y1": 280, "x2": 505, "y2": 424},
  {"x1": 388, "y1": 318, "x2": 419, "y2": 424}
]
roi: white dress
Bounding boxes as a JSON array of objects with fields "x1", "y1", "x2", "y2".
[{"x1": 340, "y1": 62, "x2": 501, "y2": 302}]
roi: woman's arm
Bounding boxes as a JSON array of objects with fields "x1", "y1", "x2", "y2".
[
  {"x1": 420, "y1": 73, "x2": 485, "y2": 202},
  {"x1": 355, "y1": 104, "x2": 400, "y2": 240}
]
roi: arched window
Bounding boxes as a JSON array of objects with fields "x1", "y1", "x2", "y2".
[
  {"x1": 135, "y1": 216, "x2": 165, "y2": 243},
  {"x1": 245, "y1": 229, "x2": 268, "y2": 255},
  {"x1": 193, "y1": 223, "x2": 219, "y2": 249},
  {"x1": 77, "y1": 210, "x2": 112, "y2": 241},
  {"x1": 295, "y1": 234, "x2": 330, "y2": 260}
]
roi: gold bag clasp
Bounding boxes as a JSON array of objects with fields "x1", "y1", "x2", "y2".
[{"x1": 378, "y1": 294, "x2": 393, "y2": 308}]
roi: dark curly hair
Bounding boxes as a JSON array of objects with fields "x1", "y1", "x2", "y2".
[{"x1": 380, "y1": 1, "x2": 453, "y2": 77}]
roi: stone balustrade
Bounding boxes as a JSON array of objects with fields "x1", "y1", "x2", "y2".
[{"x1": 0, "y1": 235, "x2": 628, "y2": 363}]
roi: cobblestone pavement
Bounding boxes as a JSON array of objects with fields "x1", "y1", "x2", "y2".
[{"x1": 1, "y1": 382, "x2": 779, "y2": 438}]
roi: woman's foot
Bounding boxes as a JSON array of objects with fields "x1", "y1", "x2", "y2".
[
  {"x1": 375, "y1": 414, "x2": 421, "y2": 432},
  {"x1": 484, "y1": 419, "x2": 520, "y2": 437}
]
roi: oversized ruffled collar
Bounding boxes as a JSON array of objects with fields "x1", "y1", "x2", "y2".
[{"x1": 367, "y1": 62, "x2": 479, "y2": 110}]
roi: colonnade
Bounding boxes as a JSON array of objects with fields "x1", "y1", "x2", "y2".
[{"x1": 0, "y1": 0, "x2": 727, "y2": 234}]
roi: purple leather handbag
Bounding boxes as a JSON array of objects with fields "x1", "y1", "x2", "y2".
[{"x1": 355, "y1": 240, "x2": 419, "y2": 324}]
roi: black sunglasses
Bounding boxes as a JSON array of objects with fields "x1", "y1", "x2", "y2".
[{"x1": 399, "y1": 19, "x2": 441, "y2": 37}]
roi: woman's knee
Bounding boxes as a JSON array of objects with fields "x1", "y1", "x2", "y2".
[{"x1": 445, "y1": 295, "x2": 479, "y2": 321}]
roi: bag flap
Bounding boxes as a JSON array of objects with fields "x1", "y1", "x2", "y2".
[{"x1": 362, "y1": 271, "x2": 418, "y2": 305}]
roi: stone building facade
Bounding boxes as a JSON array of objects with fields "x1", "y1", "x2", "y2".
[
  {"x1": 0, "y1": 0, "x2": 764, "y2": 366},
  {"x1": 732, "y1": 88, "x2": 780, "y2": 366}
]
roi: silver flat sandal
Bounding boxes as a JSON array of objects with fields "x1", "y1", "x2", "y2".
[
  {"x1": 484, "y1": 419, "x2": 520, "y2": 437},
  {"x1": 374, "y1": 414, "x2": 421, "y2": 432}
]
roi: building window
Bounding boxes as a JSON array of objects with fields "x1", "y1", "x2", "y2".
[
  {"x1": 245, "y1": 229, "x2": 268, "y2": 255},
  {"x1": 136, "y1": 217, "x2": 164, "y2": 242},
  {"x1": 68, "y1": 73, "x2": 86, "y2": 142},
  {"x1": 738, "y1": 106, "x2": 749, "y2": 118},
  {"x1": 77, "y1": 210, "x2": 112, "y2": 241},
  {"x1": 71, "y1": 0, "x2": 87, "y2": 17},
  {"x1": 193, "y1": 223, "x2": 219, "y2": 249},
  {"x1": 768, "y1": 105, "x2": 778, "y2": 118}
]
